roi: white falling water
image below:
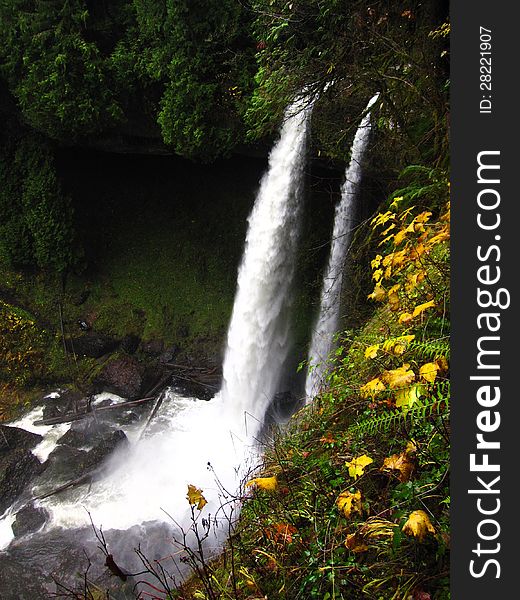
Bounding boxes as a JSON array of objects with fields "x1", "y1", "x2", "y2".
[
  {"x1": 0, "y1": 93, "x2": 315, "y2": 562},
  {"x1": 305, "y1": 94, "x2": 379, "y2": 399},
  {"x1": 221, "y1": 92, "x2": 315, "y2": 430}
]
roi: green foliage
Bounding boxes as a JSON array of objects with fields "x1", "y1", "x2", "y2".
[{"x1": 0, "y1": 136, "x2": 79, "y2": 272}]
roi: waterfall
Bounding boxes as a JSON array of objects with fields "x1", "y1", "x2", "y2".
[
  {"x1": 0, "y1": 93, "x2": 315, "y2": 565},
  {"x1": 305, "y1": 94, "x2": 379, "y2": 399},
  {"x1": 221, "y1": 92, "x2": 315, "y2": 431}
]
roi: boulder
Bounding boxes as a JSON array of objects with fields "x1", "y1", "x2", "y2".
[
  {"x1": 94, "y1": 355, "x2": 144, "y2": 400},
  {"x1": 12, "y1": 503, "x2": 49, "y2": 538}
]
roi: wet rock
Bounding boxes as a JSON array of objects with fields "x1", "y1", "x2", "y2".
[
  {"x1": 0, "y1": 556, "x2": 50, "y2": 599},
  {"x1": 66, "y1": 332, "x2": 119, "y2": 358},
  {"x1": 34, "y1": 423, "x2": 128, "y2": 497},
  {"x1": 12, "y1": 503, "x2": 49, "y2": 537},
  {"x1": 42, "y1": 389, "x2": 83, "y2": 420},
  {"x1": 94, "y1": 355, "x2": 144, "y2": 400},
  {"x1": 0, "y1": 426, "x2": 44, "y2": 514}
]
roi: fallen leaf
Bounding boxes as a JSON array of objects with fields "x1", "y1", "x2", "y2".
[
  {"x1": 245, "y1": 476, "x2": 277, "y2": 491},
  {"x1": 436, "y1": 356, "x2": 449, "y2": 372},
  {"x1": 186, "y1": 484, "x2": 208, "y2": 510},
  {"x1": 398, "y1": 312, "x2": 413, "y2": 325},
  {"x1": 419, "y1": 362, "x2": 439, "y2": 383},
  {"x1": 319, "y1": 432, "x2": 335, "y2": 444},
  {"x1": 345, "y1": 455, "x2": 373, "y2": 480},
  {"x1": 402, "y1": 510, "x2": 436, "y2": 542},
  {"x1": 266, "y1": 523, "x2": 297, "y2": 545},
  {"x1": 337, "y1": 489, "x2": 363, "y2": 518}
]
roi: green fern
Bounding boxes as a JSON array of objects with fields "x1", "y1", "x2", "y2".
[
  {"x1": 351, "y1": 381, "x2": 450, "y2": 436},
  {"x1": 408, "y1": 337, "x2": 450, "y2": 362}
]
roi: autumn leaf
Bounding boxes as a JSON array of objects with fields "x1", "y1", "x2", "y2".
[
  {"x1": 360, "y1": 377, "x2": 385, "y2": 398},
  {"x1": 419, "y1": 362, "x2": 439, "y2": 383},
  {"x1": 393, "y1": 228, "x2": 408, "y2": 246},
  {"x1": 402, "y1": 510, "x2": 436, "y2": 542},
  {"x1": 381, "y1": 451, "x2": 415, "y2": 482},
  {"x1": 372, "y1": 268, "x2": 383, "y2": 282},
  {"x1": 345, "y1": 532, "x2": 369, "y2": 553},
  {"x1": 412, "y1": 300, "x2": 435, "y2": 318},
  {"x1": 266, "y1": 523, "x2": 297, "y2": 545},
  {"x1": 319, "y1": 432, "x2": 335, "y2": 444},
  {"x1": 371, "y1": 254, "x2": 383, "y2": 269},
  {"x1": 345, "y1": 455, "x2": 373, "y2": 480},
  {"x1": 387, "y1": 284, "x2": 400, "y2": 311},
  {"x1": 245, "y1": 476, "x2": 278, "y2": 491},
  {"x1": 364, "y1": 344, "x2": 379, "y2": 359},
  {"x1": 398, "y1": 312, "x2": 413, "y2": 325},
  {"x1": 436, "y1": 355, "x2": 449, "y2": 372},
  {"x1": 186, "y1": 484, "x2": 208, "y2": 510},
  {"x1": 337, "y1": 489, "x2": 363, "y2": 518},
  {"x1": 368, "y1": 284, "x2": 386, "y2": 302},
  {"x1": 382, "y1": 364, "x2": 416, "y2": 389},
  {"x1": 382, "y1": 335, "x2": 415, "y2": 356},
  {"x1": 395, "y1": 384, "x2": 424, "y2": 411},
  {"x1": 371, "y1": 211, "x2": 395, "y2": 229}
]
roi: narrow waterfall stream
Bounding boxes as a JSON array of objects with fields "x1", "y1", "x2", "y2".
[
  {"x1": 306, "y1": 94, "x2": 379, "y2": 399},
  {"x1": 0, "y1": 93, "x2": 315, "y2": 592}
]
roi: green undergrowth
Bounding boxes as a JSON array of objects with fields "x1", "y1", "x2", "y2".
[{"x1": 175, "y1": 170, "x2": 450, "y2": 600}]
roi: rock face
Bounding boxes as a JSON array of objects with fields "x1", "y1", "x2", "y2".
[
  {"x1": 94, "y1": 355, "x2": 144, "y2": 400},
  {"x1": 0, "y1": 426, "x2": 44, "y2": 515}
]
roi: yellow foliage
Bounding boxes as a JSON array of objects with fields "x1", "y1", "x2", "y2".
[
  {"x1": 371, "y1": 254, "x2": 383, "y2": 269},
  {"x1": 186, "y1": 484, "x2": 208, "y2": 510},
  {"x1": 381, "y1": 451, "x2": 415, "y2": 482},
  {"x1": 371, "y1": 211, "x2": 395, "y2": 229},
  {"x1": 245, "y1": 476, "x2": 278, "y2": 491},
  {"x1": 402, "y1": 510, "x2": 436, "y2": 542},
  {"x1": 367, "y1": 284, "x2": 386, "y2": 302},
  {"x1": 345, "y1": 455, "x2": 373, "y2": 480},
  {"x1": 398, "y1": 312, "x2": 413, "y2": 325},
  {"x1": 412, "y1": 300, "x2": 435, "y2": 318},
  {"x1": 382, "y1": 364, "x2": 415, "y2": 389},
  {"x1": 360, "y1": 377, "x2": 385, "y2": 398},
  {"x1": 336, "y1": 489, "x2": 363, "y2": 518},
  {"x1": 395, "y1": 384, "x2": 424, "y2": 411},
  {"x1": 364, "y1": 344, "x2": 379, "y2": 359},
  {"x1": 382, "y1": 335, "x2": 415, "y2": 356},
  {"x1": 345, "y1": 532, "x2": 369, "y2": 553},
  {"x1": 419, "y1": 362, "x2": 439, "y2": 383}
]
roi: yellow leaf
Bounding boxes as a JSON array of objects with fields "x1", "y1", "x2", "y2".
[
  {"x1": 360, "y1": 377, "x2": 385, "y2": 398},
  {"x1": 372, "y1": 268, "x2": 383, "y2": 282},
  {"x1": 371, "y1": 254, "x2": 383, "y2": 269},
  {"x1": 395, "y1": 384, "x2": 424, "y2": 411},
  {"x1": 405, "y1": 270, "x2": 426, "y2": 292},
  {"x1": 393, "y1": 228, "x2": 408, "y2": 246},
  {"x1": 337, "y1": 489, "x2": 363, "y2": 518},
  {"x1": 419, "y1": 362, "x2": 439, "y2": 383},
  {"x1": 382, "y1": 364, "x2": 416, "y2": 389},
  {"x1": 380, "y1": 223, "x2": 396, "y2": 237},
  {"x1": 412, "y1": 300, "x2": 435, "y2": 318},
  {"x1": 382, "y1": 335, "x2": 415, "y2": 356},
  {"x1": 414, "y1": 211, "x2": 432, "y2": 224},
  {"x1": 245, "y1": 476, "x2": 277, "y2": 491},
  {"x1": 402, "y1": 510, "x2": 436, "y2": 542},
  {"x1": 398, "y1": 312, "x2": 413, "y2": 325},
  {"x1": 389, "y1": 196, "x2": 403, "y2": 209},
  {"x1": 345, "y1": 455, "x2": 373, "y2": 480},
  {"x1": 368, "y1": 284, "x2": 386, "y2": 302},
  {"x1": 345, "y1": 532, "x2": 369, "y2": 553},
  {"x1": 387, "y1": 283, "x2": 400, "y2": 311},
  {"x1": 371, "y1": 211, "x2": 395, "y2": 229},
  {"x1": 364, "y1": 344, "x2": 379, "y2": 359},
  {"x1": 186, "y1": 484, "x2": 208, "y2": 510},
  {"x1": 361, "y1": 517, "x2": 398, "y2": 538},
  {"x1": 381, "y1": 451, "x2": 415, "y2": 482}
]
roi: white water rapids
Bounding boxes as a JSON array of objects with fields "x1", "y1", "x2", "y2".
[
  {"x1": 0, "y1": 93, "x2": 315, "y2": 570},
  {"x1": 305, "y1": 94, "x2": 379, "y2": 398}
]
